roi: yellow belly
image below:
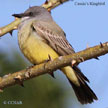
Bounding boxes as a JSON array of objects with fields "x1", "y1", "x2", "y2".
[
  {"x1": 18, "y1": 31, "x2": 79, "y2": 85},
  {"x1": 19, "y1": 33, "x2": 59, "y2": 65}
]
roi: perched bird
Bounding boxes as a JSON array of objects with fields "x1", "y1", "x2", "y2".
[{"x1": 12, "y1": 6, "x2": 98, "y2": 104}]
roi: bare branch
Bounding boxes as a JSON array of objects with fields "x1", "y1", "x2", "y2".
[
  {"x1": 0, "y1": 18, "x2": 20, "y2": 37},
  {"x1": 0, "y1": 42, "x2": 108, "y2": 90},
  {"x1": 0, "y1": 0, "x2": 69, "y2": 37}
]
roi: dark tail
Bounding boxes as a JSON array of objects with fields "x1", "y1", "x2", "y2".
[{"x1": 69, "y1": 66, "x2": 98, "y2": 104}]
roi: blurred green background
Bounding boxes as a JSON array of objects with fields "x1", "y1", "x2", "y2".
[
  {"x1": 0, "y1": 51, "x2": 67, "y2": 108},
  {"x1": 0, "y1": 50, "x2": 83, "y2": 108}
]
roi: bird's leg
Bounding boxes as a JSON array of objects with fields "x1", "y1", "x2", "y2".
[
  {"x1": 48, "y1": 55, "x2": 55, "y2": 78},
  {"x1": 44, "y1": 54, "x2": 55, "y2": 78},
  {"x1": 44, "y1": 54, "x2": 53, "y2": 63},
  {"x1": 48, "y1": 54, "x2": 53, "y2": 61}
]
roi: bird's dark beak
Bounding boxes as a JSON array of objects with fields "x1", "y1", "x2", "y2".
[{"x1": 12, "y1": 13, "x2": 29, "y2": 18}]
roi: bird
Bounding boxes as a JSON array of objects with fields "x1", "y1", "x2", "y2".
[{"x1": 12, "y1": 6, "x2": 98, "y2": 104}]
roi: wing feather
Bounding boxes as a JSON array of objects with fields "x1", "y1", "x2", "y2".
[{"x1": 33, "y1": 20, "x2": 75, "y2": 56}]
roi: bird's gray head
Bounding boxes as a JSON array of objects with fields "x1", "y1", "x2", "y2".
[{"x1": 12, "y1": 6, "x2": 52, "y2": 21}]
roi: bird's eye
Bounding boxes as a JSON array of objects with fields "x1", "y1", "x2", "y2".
[{"x1": 29, "y1": 12, "x2": 33, "y2": 16}]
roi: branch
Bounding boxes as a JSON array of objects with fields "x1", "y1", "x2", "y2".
[
  {"x1": 0, "y1": 42, "x2": 108, "y2": 91},
  {"x1": 0, "y1": 0, "x2": 69, "y2": 37}
]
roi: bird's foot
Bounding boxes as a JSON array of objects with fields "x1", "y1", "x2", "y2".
[{"x1": 44, "y1": 54, "x2": 53, "y2": 63}]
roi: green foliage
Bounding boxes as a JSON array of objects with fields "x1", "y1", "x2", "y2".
[{"x1": 0, "y1": 51, "x2": 67, "y2": 108}]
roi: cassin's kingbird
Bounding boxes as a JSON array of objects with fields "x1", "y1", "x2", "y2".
[{"x1": 12, "y1": 6, "x2": 97, "y2": 104}]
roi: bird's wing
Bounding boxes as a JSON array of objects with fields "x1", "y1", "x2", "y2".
[
  {"x1": 32, "y1": 20, "x2": 75, "y2": 56},
  {"x1": 32, "y1": 21, "x2": 98, "y2": 104}
]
